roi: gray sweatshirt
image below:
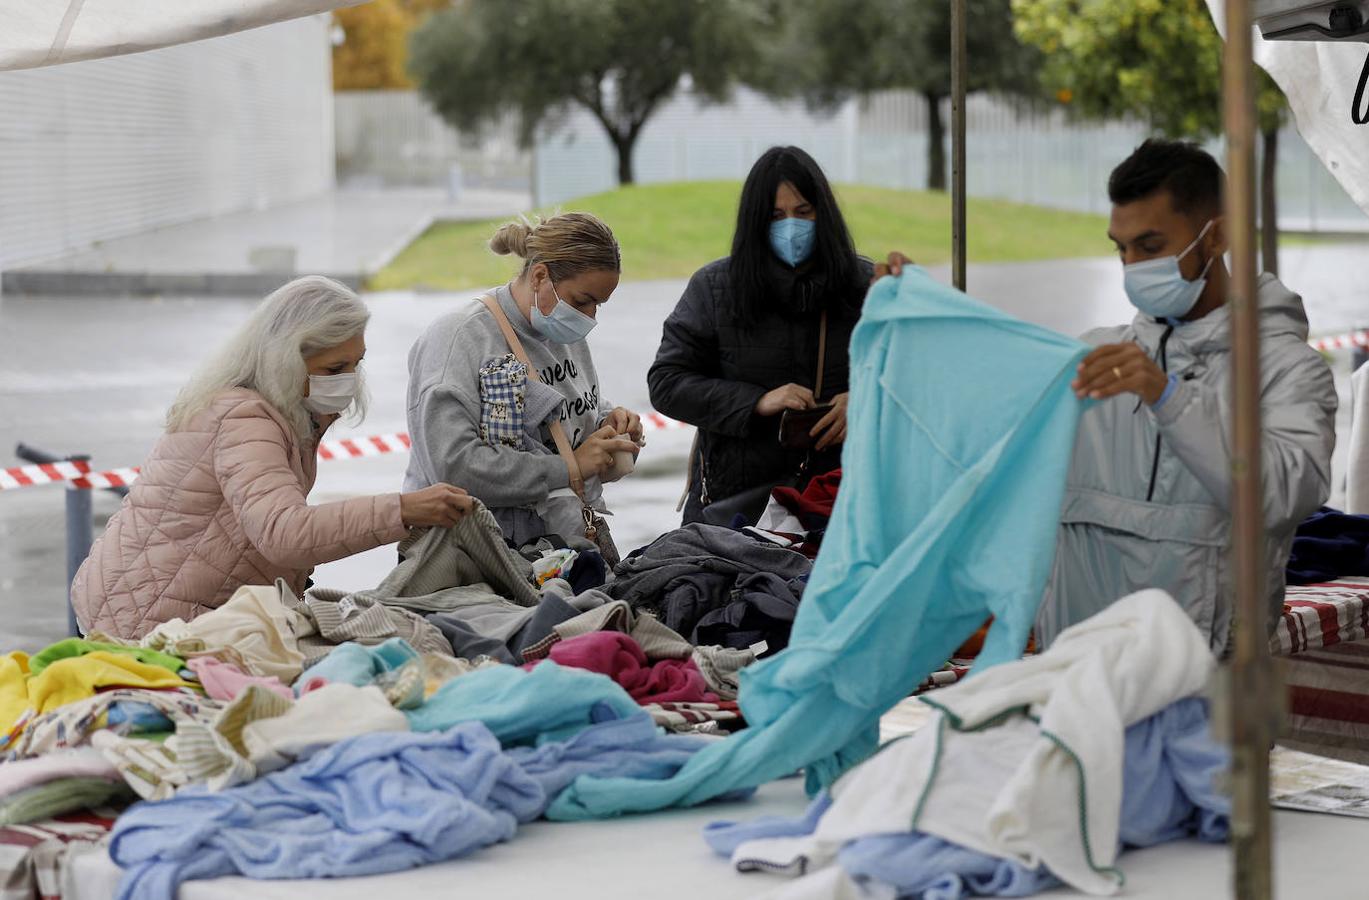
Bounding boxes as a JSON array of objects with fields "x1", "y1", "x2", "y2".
[{"x1": 404, "y1": 284, "x2": 614, "y2": 541}]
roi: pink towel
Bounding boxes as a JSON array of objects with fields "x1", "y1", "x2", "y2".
[
  {"x1": 541, "y1": 632, "x2": 718, "y2": 705},
  {"x1": 187, "y1": 657, "x2": 293, "y2": 702}
]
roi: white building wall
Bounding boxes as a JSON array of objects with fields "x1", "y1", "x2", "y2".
[{"x1": 0, "y1": 16, "x2": 334, "y2": 269}]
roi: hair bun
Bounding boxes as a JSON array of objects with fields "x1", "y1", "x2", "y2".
[{"x1": 489, "y1": 220, "x2": 533, "y2": 258}]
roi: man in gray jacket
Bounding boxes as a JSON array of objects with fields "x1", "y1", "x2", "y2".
[{"x1": 1035, "y1": 140, "x2": 1337, "y2": 654}]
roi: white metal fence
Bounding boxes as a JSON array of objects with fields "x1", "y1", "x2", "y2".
[
  {"x1": 334, "y1": 90, "x2": 529, "y2": 191},
  {"x1": 334, "y1": 86, "x2": 1369, "y2": 231}
]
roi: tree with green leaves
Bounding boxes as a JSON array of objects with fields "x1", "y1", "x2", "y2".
[
  {"x1": 408, "y1": 0, "x2": 766, "y2": 186},
  {"x1": 1012, "y1": 0, "x2": 1289, "y2": 272},
  {"x1": 750, "y1": 0, "x2": 1044, "y2": 192}
]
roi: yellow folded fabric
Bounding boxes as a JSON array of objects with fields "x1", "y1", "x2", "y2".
[
  {"x1": 0, "y1": 652, "x2": 32, "y2": 740},
  {"x1": 1, "y1": 651, "x2": 191, "y2": 735}
]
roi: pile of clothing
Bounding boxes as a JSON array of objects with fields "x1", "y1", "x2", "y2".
[
  {"x1": 0, "y1": 605, "x2": 727, "y2": 898},
  {"x1": 0, "y1": 502, "x2": 789, "y2": 897},
  {"x1": 607, "y1": 522, "x2": 812, "y2": 655},
  {"x1": 748, "y1": 468, "x2": 842, "y2": 559}
]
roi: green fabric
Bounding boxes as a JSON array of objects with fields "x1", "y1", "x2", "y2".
[
  {"x1": 0, "y1": 777, "x2": 135, "y2": 825},
  {"x1": 28, "y1": 639, "x2": 184, "y2": 676}
]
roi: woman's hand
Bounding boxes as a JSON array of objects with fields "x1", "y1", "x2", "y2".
[
  {"x1": 400, "y1": 483, "x2": 474, "y2": 528},
  {"x1": 755, "y1": 384, "x2": 816, "y2": 417},
  {"x1": 573, "y1": 425, "x2": 641, "y2": 478},
  {"x1": 872, "y1": 251, "x2": 913, "y2": 283},
  {"x1": 811, "y1": 392, "x2": 850, "y2": 451},
  {"x1": 602, "y1": 407, "x2": 644, "y2": 443}
]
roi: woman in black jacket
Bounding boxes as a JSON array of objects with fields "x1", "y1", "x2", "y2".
[{"x1": 649, "y1": 146, "x2": 908, "y2": 525}]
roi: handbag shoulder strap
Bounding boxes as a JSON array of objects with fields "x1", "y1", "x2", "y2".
[
  {"x1": 814, "y1": 309, "x2": 828, "y2": 401},
  {"x1": 479, "y1": 293, "x2": 586, "y2": 500}
]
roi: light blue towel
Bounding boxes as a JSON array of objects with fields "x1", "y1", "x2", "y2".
[
  {"x1": 1116, "y1": 697, "x2": 1230, "y2": 847},
  {"x1": 110, "y1": 723, "x2": 545, "y2": 900},
  {"x1": 703, "y1": 792, "x2": 833, "y2": 856},
  {"x1": 296, "y1": 637, "x2": 418, "y2": 696},
  {"x1": 110, "y1": 708, "x2": 720, "y2": 899},
  {"x1": 550, "y1": 268, "x2": 1089, "y2": 819},
  {"x1": 405, "y1": 660, "x2": 641, "y2": 745},
  {"x1": 507, "y1": 708, "x2": 737, "y2": 802}
]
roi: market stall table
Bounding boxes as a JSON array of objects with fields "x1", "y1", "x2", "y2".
[{"x1": 54, "y1": 772, "x2": 1369, "y2": 900}]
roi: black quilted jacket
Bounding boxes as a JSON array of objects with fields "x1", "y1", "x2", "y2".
[{"x1": 649, "y1": 256, "x2": 872, "y2": 521}]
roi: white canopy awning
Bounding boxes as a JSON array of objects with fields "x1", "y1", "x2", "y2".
[
  {"x1": 0, "y1": 0, "x2": 366, "y2": 71},
  {"x1": 1208, "y1": 0, "x2": 1369, "y2": 216}
]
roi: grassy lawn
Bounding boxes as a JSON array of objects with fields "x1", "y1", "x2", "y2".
[{"x1": 371, "y1": 180, "x2": 1116, "y2": 292}]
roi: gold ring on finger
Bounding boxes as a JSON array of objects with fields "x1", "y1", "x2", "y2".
[{"x1": 1113, "y1": 366, "x2": 1123, "y2": 380}]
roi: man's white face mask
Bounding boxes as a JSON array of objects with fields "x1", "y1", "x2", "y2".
[{"x1": 1122, "y1": 219, "x2": 1216, "y2": 320}]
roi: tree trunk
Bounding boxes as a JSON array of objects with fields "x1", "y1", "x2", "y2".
[
  {"x1": 924, "y1": 91, "x2": 947, "y2": 192},
  {"x1": 1260, "y1": 127, "x2": 1279, "y2": 276},
  {"x1": 614, "y1": 134, "x2": 636, "y2": 186}
]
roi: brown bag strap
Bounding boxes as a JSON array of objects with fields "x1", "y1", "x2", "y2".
[
  {"x1": 480, "y1": 293, "x2": 586, "y2": 500},
  {"x1": 814, "y1": 309, "x2": 829, "y2": 401}
]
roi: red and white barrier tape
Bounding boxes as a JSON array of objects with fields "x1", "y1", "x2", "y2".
[
  {"x1": 0, "y1": 460, "x2": 92, "y2": 491},
  {"x1": 641, "y1": 412, "x2": 686, "y2": 433},
  {"x1": 316, "y1": 432, "x2": 412, "y2": 462},
  {"x1": 2, "y1": 414, "x2": 688, "y2": 492},
  {"x1": 1309, "y1": 329, "x2": 1369, "y2": 353},
  {"x1": 69, "y1": 467, "x2": 142, "y2": 491}
]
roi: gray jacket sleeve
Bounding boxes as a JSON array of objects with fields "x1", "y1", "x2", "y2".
[
  {"x1": 413, "y1": 380, "x2": 571, "y2": 509},
  {"x1": 648, "y1": 268, "x2": 766, "y2": 437},
  {"x1": 1152, "y1": 344, "x2": 1336, "y2": 529}
]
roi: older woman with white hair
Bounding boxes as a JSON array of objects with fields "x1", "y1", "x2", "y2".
[{"x1": 72, "y1": 275, "x2": 472, "y2": 639}]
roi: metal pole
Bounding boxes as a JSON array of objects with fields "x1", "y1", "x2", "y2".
[
  {"x1": 63, "y1": 455, "x2": 92, "y2": 637},
  {"x1": 14, "y1": 443, "x2": 121, "y2": 637},
  {"x1": 950, "y1": 0, "x2": 967, "y2": 292},
  {"x1": 1223, "y1": 1, "x2": 1274, "y2": 897}
]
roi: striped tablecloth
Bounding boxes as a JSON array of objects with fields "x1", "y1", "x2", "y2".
[{"x1": 1274, "y1": 580, "x2": 1369, "y2": 657}]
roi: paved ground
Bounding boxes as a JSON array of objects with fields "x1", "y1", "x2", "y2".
[
  {"x1": 3, "y1": 244, "x2": 1367, "y2": 651},
  {"x1": 1, "y1": 188, "x2": 528, "y2": 295}
]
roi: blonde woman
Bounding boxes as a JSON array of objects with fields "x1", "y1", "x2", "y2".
[
  {"x1": 405, "y1": 212, "x2": 642, "y2": 550},
  {"x1": 73, "y1": 276, "x2": 473, "y2": 639}
]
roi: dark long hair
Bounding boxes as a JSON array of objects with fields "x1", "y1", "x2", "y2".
[{"x1": 728, "y1": 146, "x2": 863, "y2": 325}]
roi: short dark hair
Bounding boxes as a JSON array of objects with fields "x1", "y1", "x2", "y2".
[
  {"x1": 1107, "y1": 139, "x2": 1225, "y2": 219},
  {"x1": 728, "y1": 146, "x2": 864, "y2": 325}
]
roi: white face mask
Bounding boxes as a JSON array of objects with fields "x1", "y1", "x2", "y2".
[
  {"x1": 303, "y1": 372, "x2": 358, "y2": 416},
  {"x1": 531, "y1": 280, "x2": 598, "y2": 344},
  {"x1": 1122, "y1": 220, "x2": 1216, "y2": 320}
]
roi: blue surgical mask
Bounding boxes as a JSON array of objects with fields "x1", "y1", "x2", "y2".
[
  {"x1": 770, "y1": 217, "x2": 816, "y2": 267},
  {"x1": 1122, "y1": 220, "x2": 1216, "y2": 319},
  {"x1": 531, "y1": 280, "x2": 597, "y2": 344}
]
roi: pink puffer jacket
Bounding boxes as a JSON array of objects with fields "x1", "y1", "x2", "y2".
[{"x1": 72, "y1": 388, "x2": 408, "y2": 639}]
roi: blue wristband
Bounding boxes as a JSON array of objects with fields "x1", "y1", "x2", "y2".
[{"x1": 1151, "y1": 374, "x2": 1179, "y2": 411}]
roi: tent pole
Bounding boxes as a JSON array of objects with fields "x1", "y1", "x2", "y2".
[
  {"x1": 951, "y1": 0, "x2": 967, "y2": 291},
  {"x1": 1223, "y1": 0, "x2": 1274, "y2": 897}
]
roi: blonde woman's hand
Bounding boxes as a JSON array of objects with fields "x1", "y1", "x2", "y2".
[
  {"x1": 602, "y1": 407, "x2": 644, "y2": 443},
  {"x1": 400, "y1": 483, "x2": 474, "y2": 528},
  {"x1": 573, "y1": 425, "x2": 641, "y2": 478}
]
